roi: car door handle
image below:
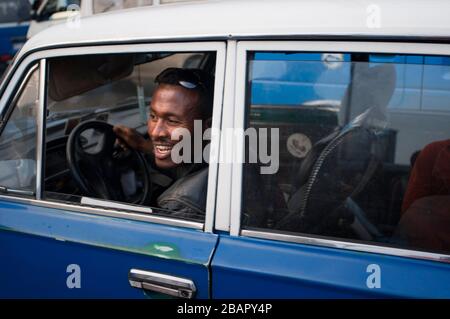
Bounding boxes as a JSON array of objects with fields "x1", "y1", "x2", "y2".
[{"x1": 128, "y1": 269, "x2": 197, "y2": 299}]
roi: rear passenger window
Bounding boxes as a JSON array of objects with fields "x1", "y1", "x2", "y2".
[{"x1": 242, "y1": 51, "x2": 450, "y2": 255}]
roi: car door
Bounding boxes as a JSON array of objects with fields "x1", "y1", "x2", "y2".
[
  {"x1": 0, "y1": 42, "x2": 225, "y2": 298},
  {"x1": 211, "y1": 40, "x2": 450, "y2": 298}
]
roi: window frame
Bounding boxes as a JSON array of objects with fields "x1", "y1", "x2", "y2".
[
  {"x1": 0, "y1": 63, "x2": 40, "y2": 139},
  {"x1": 0, "y1": 41, "x2": 226, "y2": 233},
  {"x1": 225, "y1": 40, "x2": 450, "y2": 263},
  {"x1": 0, "y1": 62, "x2": 41, "y2": 198}
]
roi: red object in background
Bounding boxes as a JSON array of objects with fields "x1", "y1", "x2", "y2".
[
  {"x1": 0, "y1": 54, "x2": 12, "y2": 63},
  {"x1": 396, "y1": 196, "x2": 450, "y2": 252},
  {"x1": 402, "y1": 139, "x2": 450, "y2": 214}
]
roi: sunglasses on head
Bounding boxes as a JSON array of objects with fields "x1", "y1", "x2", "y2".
[{"x1": 155, "y1": 67, "x2": 207, "y2": 91}]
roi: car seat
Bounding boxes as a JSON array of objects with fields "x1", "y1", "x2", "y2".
[{"x1": 276, "y1": 63, "x2": 396, "y2": 239}]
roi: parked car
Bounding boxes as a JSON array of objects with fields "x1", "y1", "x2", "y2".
[
  {"x1": 0, "y1": 0, "x2": 31, "y2": 74},
  {"x1": 0, "y1": 0, "x2": 449, "y2": 298}
]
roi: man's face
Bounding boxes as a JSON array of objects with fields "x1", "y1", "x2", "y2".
[{"x1": 148, "y1": 84, "x2": 202, "y2": 169}]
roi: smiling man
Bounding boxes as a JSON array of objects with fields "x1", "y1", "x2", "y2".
[{"x1": 114, "y1": 67, "x2": 214, "y2": 219}]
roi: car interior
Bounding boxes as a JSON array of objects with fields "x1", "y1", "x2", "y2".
[{"x1": 243, "y1": 52, "x2": 450, "y2": 254}]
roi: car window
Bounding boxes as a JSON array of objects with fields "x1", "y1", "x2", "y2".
[
  {"x1": 44, "y1": 51, "x2": 216, "y2": 223},
  {"x1": 0, "y1": 65, "x2": 39, "y2": 195},
  {"x1": 242, "y1": 51, "x2": 450, "y2": 256}
]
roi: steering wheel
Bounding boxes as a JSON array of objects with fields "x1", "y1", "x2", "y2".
[{"x1": 66, "y1": 120, "x2": 151, "y2": 205}]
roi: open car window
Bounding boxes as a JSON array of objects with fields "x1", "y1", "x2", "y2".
[{"x1": 44, "y1": 51, "x2": 216, "y2": 223}]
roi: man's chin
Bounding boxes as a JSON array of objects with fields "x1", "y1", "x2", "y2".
[{"x1": 154, "y1": 158, "x2": 179, "y2": 170}]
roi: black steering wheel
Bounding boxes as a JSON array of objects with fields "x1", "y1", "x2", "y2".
[{"x1": 66, "y1": 120, "x2": 151, "y2": 205}]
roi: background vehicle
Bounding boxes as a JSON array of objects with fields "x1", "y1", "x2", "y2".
[
  {"x1": 0, "y1": 0, "x2": 449, "y2": 298},
  {"x1": 27, "y1": 0, "x2": 200, "y2": 39},
  {"x1": 28, "y1": 0, "x2": 82, "y2": 39},
  {"x1": 0, "y1": 0, "x2": 31, "y2": 74}
]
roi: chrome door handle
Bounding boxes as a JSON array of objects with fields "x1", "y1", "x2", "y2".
[{"x1": 128, "y1": 269, "x2": 197, "y2": 299}]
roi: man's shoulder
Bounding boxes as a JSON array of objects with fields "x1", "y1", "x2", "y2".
[{"x1": 156, "y1": 166, "x2": 209, "y2": 219}]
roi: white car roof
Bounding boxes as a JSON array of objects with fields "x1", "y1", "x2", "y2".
[{"x1": 19, "y1": 0, "x2": 450, "y2": 58}]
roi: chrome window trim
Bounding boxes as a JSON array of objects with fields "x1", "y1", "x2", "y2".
[
  {"x1": 36, "y1": 59, "x2": 46, "y2": 200},
  {"x1": 204, "y1": 42, "x2": 227, "y2": 233},
  {"x1": 235, "y1": 41, "x2": 450, "y2": 57},
  {"x1": 232, "y1": 40, "x2": 450, "y2": 262},
  {"x1": 242, "y1": 229, "x2": 450, "y2": 264},
  {"x1": 0, "y1": 194, "x2": 204, "y2": 230},
  {"x1": 228, "y1": 40, "x2": 246, "y2": 236},
  {"x1": 214, "y1": 40, "x2": 237, "y2": 232}
]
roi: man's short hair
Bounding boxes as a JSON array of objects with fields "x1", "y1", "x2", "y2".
[{"x1": 155, "y1": 67, "x2": 214, "y2": 119}]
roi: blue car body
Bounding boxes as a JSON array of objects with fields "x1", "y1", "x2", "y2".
[
  {"x1": 0, "y1": 22, "x2": 29, "y2": 58},
  {"x1": 2, "y1": 202, "x2": 449, "y2": 298},
  {"x1": 0, "y1": 201, "x2": 217, "y2": 298},
  {"x1": 0, "y1": 0, "x2": 449, "y2": 300}
]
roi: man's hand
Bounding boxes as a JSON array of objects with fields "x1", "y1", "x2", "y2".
[{"x1": 113, "y1": 125, "x2": 153, "y2": 154}]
